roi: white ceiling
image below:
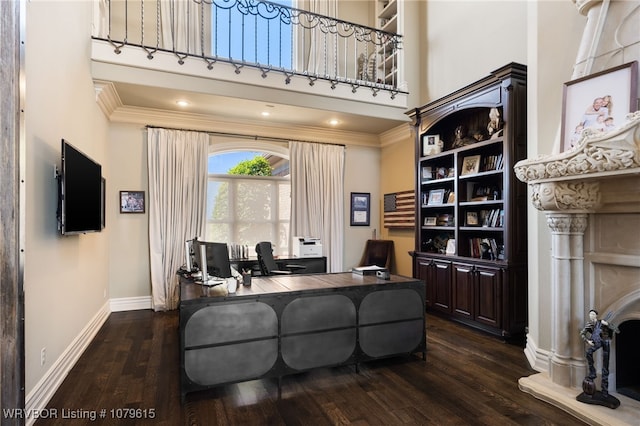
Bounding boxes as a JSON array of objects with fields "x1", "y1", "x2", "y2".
[{"x1": 112, "y1": 81, "x2": 410, "y2": 135}]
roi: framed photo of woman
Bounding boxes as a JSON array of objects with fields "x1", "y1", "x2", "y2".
[{"x1": 561, "y1": 61, "x2": 638, "y2": 152}]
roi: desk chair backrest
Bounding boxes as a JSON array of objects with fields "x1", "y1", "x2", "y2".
[
  {"x1": 358, "y1": 239, "x2": 394, "y2": 269},
  {"x1": 255, "y1": 241, "x2": 280, "y2": 275}
]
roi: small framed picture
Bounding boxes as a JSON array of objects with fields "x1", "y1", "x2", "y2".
[
  {"x1": 350, "y1": 192, "x2": 370, "y2": 226},
  {"x1": 424, "y1": 216, "x2": 437, "y2": 226},
  {"x1": 466, "y1": 211, "x2": 479, "y2": 226},
  {"x1": 421, "y1": 166, "x2": 433, "y2": 180},
  {"x1": 427, "y1": 189, "x2": 445, "y2": 205},
  {"x1": 120, "y1": 191, "x2": 145, "y2": 214},
  {"x1": 561, "y1": 61, "x2": 638, "y2": 152},
  {"x1": 461, "y1": 155, "x2": 481, "y2": 176},
  {"x1": 422, "y1": 134, "x2": 442, "y2": 156}
]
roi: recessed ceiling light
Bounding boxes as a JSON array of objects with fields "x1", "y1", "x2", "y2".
[
  {"x1": 261, "y1": 111, "x2": 271, "y2": 117},
  {"x1": 329, "y1": 119, "x2": 340, "y2": 126},
  {"x1": 176, "y1": 100, "x2": 190, "y2": 107}
]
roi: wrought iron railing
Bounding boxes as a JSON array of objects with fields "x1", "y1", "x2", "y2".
[{"x1": 93, "y1": 0, "x2": 404, "y2": 98}]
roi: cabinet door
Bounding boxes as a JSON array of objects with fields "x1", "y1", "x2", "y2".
[
  {"x1": 452, "y1": 262, "x2": 474, "y2": 319},
  {"x1": 432, "y1": 260, "x2": 452, "y2": 314},
  {"x1": 416, "y1": 257, "x2": 433, "y2": 308},
  {"x1": 475, "y1": 265, "x2": 502, "y2": 328}
]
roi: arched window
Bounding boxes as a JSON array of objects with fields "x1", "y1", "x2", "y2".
[{"x1": 205, "y1": 141, "x2": 291, "y2": 256}]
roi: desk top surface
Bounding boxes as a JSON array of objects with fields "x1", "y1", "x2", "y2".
[{"x1": 179, "y1": 272, "x2": 420, "y2": 305}]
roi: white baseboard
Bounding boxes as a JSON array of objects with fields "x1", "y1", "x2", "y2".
[
  {"x1": 25, "y1": 301, "x2": 110, "y2": 426},
  {"x1": 524, "y1": 333, "x2": 551, "y2": 373},
  {"x1": 110, "y1": 295, "x2": 153, "y2": 312},
  {"x1": 24, "y1": 296, "x2": 153, "y2": 425}
]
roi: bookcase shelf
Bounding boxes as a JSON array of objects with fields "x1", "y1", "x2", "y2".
[{"x1": 408, "y1": 63, "x2": 528, "y2": 339}]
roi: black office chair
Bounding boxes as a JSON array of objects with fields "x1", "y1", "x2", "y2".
[{"x1": 255, "y1": 241, "x2": 306, "y2": 276}]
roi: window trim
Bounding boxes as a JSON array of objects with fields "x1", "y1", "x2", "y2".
[{"x1": 209, "y1": 140, "x2": 289, "y2": 160}]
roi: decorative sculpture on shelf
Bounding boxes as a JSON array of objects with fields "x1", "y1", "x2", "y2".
[
  {"x1": 577, "y1": 309, "x2": 620, "y2": 409},
  {"x1": 451, "y1": 125, "x2": 476, "y2": 148},
  {"x1": 487, "y1": 107, "x2": 503, "y2": 139}
]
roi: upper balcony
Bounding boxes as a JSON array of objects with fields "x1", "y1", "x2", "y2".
[{"x1": 91, "y1": 0, "x2": 409, "y2": 136}]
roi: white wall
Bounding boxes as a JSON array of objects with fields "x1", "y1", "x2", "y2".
[
  {"x1": 343, "y1": 145, "x2": 382, "y2": 270},
  {"x1": 108, "y1": 123, "x2": 150, "y2": 299},
  {"x1": 422, "y1": 1, "x2": 528, "y2": 101},
  {"x1": 25, "y1": 1, "x2": 110, "y2": 394},
  {"x1": 525, "y1": 0, "x2": 585, "y2": 356}
]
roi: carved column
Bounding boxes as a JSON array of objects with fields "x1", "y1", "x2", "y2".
[
  {"x1": 530, "y1": 180, "x2": 600, "y2": 388},
  {"x1": 546, "y1": 213, "x2": 589, "y2": 388}
]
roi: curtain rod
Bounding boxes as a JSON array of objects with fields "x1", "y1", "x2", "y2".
[{"x1": 145, "y1": 125, "x2": 346, "y2": 147}]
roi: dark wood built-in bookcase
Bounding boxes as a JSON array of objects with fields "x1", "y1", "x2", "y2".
[{"x1": 408, "y1": 63, "x2": 528, "y2": 339}]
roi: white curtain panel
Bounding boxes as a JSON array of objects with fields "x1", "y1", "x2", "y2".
[
  {"x1": 147, "y1": 128, "x2": 209, "y2": 310},
  {"x1": 290, "y1": 141, "x2": 344, "y2": 272},
  {"x1": 160, "y1": 0, "x2": 202, "y2": 54},
  {"x1": 304, "y1": 0, "x2": 338, "y2": 76}
]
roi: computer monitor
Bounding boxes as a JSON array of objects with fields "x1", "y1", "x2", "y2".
[
  {"x1": 184, "y1": 238, "x2": 196, "y2": 272},
  {"x1": 194, "y1": 240, "x2": 232, "y2": 279}
]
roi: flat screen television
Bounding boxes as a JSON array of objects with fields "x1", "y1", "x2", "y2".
[
  {"x1": 58, "y1": 139, "x2": 104, "y2": 235},
  {"x1": 194, "y1": 240, "x2": 232, "y2": 279}
]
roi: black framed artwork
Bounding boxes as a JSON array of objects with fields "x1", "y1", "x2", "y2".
[
  {"x1": 120, "y1": 190, "x2": 145, "y2": 214},
  {"x1": 350, "y1": 192, "x2": 370, "y2": 226}
]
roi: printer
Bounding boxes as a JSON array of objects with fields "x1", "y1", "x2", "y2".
[{"x1": 292, "y1": 236, "x2": 322, "y2": 258}]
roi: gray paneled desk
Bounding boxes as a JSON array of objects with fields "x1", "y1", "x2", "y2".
[
  {"x1": 179, "y1": 272, "x2": 426, "y2": 402},
  {"x1": 230, "y1": 255, "x2": 326, "y2": 275}
]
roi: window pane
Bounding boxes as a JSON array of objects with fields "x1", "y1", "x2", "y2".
[
  {"x1": 237, "y1": 222, "x2": 275, "y2": 247},
  {"x1": 208, "y1": 180, "x2": 229, "y2": 220},
  {"x1": 205, "y1": 150, "x2": 290, "y2": 255},
  {"x1": 278, "y1": 181, "x2": 290, "y2": 221},
  {"x1": 207, "y1": 222, "x2": 230, "y2": 242},
  {"x1": 276, "y1": 222, "x2": 290, "y2": 255},
  {"x1": 237, "y1": 180, "x2": 273, "y2": 221}
]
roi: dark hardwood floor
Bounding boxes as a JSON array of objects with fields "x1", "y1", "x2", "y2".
[{"x1": 37, "y1": 310, "x2": 585, "y2": 425}]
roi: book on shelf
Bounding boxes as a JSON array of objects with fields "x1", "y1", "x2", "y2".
[
  {"x1": 481, "y1": 154, "x2": 503, "y2": 172},
  {"x1": 476, "y1": 208, "x2": 504, "y2": 227},
  {"x1": 468, "y1": 237, "x2": 500, "y2": 260}
]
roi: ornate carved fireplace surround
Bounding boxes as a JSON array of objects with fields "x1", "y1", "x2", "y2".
[{"x1": 515, "y1": 112, "x2": 640, "y2": 424}]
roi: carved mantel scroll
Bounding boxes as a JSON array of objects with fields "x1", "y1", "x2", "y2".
[
  {"x1": 531, "y1": 182, "x2": 600, "y2": 212},
  {"x1": 515, "y1": 111, "x2": 640, "y2": 212}
]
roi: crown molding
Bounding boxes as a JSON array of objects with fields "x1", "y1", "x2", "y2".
[
  {"x1": 379, "y1": 122, "x2": 413, "y2": 148},
  {"x1": 93, "y1": 80, "x2": 122, "y2": 117},
  {"x1": 108, "y1": 105, "x2": 382, "y2": 148}
]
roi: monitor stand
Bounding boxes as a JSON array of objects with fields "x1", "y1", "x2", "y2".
[
  {"x1": 197, "y1": 244, "x2": 225, "y2": 286},
  {"x1": 199, "y1": 274, "x2": 225, "y2": 287}
]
